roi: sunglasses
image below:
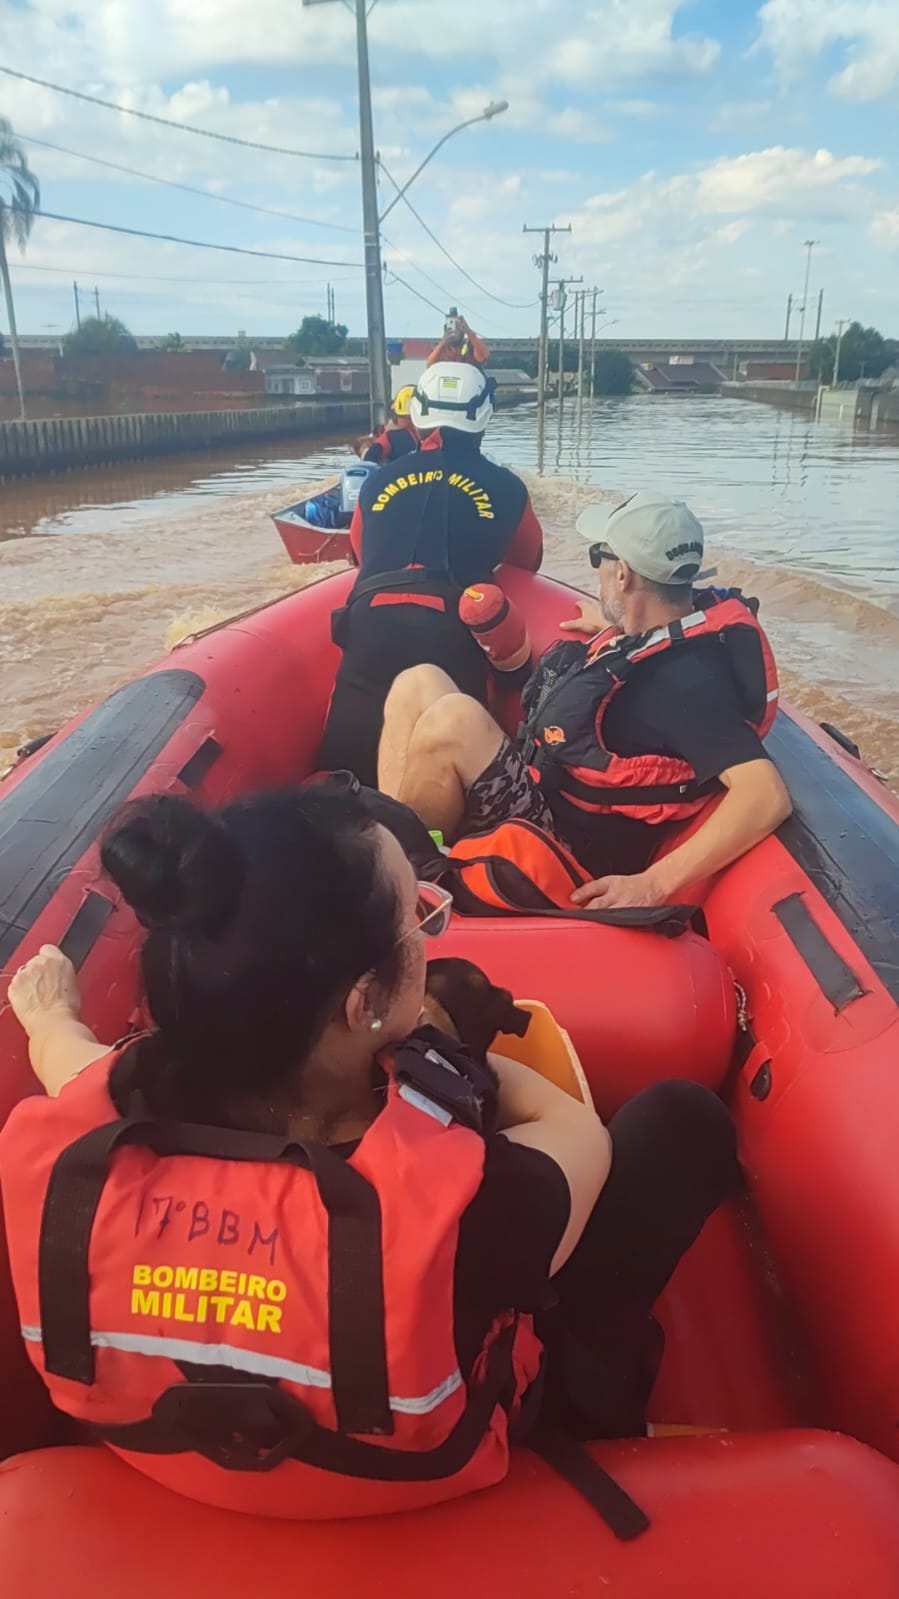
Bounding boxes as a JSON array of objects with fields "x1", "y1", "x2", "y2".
[
  {"x1": 588, "y1": 543, "x2": 617, "y2": 570},
  {"x1": 400, "y1": 881, "x2": 454, "y2": 942}
]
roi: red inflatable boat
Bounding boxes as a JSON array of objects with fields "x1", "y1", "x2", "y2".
[{"x1": 1, "y1": 565, "x2": 899, "y2": 1596}]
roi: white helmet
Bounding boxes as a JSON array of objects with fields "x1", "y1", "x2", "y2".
[{"x1": 409, "y1": 361, "x2": 495, "y2": 435}]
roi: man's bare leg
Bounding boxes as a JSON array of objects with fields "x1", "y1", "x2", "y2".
[
  {"x1": 380, "y1": 672, "x2": 506, "y2": 839},
  {"x1": 378, "y1": 665, "x2": 460, "y2": 799}
]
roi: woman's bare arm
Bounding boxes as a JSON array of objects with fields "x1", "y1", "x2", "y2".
[{"x1": 8, "y1": 946, "x2": 108, "y2": 1097}]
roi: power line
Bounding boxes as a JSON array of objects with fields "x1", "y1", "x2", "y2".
[
  {"x1": 35, "y1": 209, "x2": 360, "y2": 267},
  {"x1": 0, "y1": 65, "x2": 357, "y2": 162},
  {"x1": 379, "y1": 160, "x2": 537, "y2": 311},
  {"x1": 384, "y1": 270, "x2": 445, "y2": 317},
  {"x1": 15, "y1": 261, "x2": 359, "y2": 286},
  {"x1": 17, "y1": 132, "x2": 359, "y2": 234}
]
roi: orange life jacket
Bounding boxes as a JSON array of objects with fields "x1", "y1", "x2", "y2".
[
  {"x1": 0, "y1": 1033, "x2": 542, "y2": 1520},
  {"x1": 520, "y1": 589, "x2": 778, "y2": 825}
]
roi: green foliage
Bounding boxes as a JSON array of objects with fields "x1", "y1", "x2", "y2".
[
  {"x1": 63, "y1": 315, "x2": 138, "y2": 356},
  {"x1": 161, "y1": 331, "x2": 186, "y2": 352},
  {"x1": 286, "y1": 315, "x2": 349, "y2": 357},
  {"x1": 593, "y1": 350, "x2": 633, "y2": 395},
  {"x1": 222, "y1": 332, "x2": 253, "y2": 372},
  {"x1": 0, "y1": 115, "x2": 40, "y2": 251},
  {"x1": 809, "y1": 322, "x2": 898, "y2": 385}
]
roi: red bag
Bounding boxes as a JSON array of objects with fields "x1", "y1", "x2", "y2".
[{"x1": 443, "y1": 819, "x2": 690, "y2": 933}]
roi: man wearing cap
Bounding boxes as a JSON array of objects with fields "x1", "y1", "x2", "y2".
[{"x1": 378, "y1": 492, "x2": 790, "y2": 910}]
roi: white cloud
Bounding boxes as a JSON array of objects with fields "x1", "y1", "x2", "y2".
[
  {"x1": 757, "y1": 0, "x2": 899, "y2": 102},
  {"x1": 870, "y1": 208, "x2": 899, "y2": 248},
  {"x1": 610, "y1": 99, "x2": 667, "y2": 117},
  {"x1": 549, "y1": 1, "x2": 719, "y2": 87},
  {"x1": 710, "y1": 101, "x2": 774, "y2": 133},
  {"x1": 693, "y1": 146, "x2": 882, "y2": 218}
]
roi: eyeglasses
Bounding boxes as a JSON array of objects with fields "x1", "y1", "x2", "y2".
[
  {"x1": 400, "y1": 881, "x2": 454, "y2": 942},
  {"x1": 588, "y1": 543, "x2": 616, "y2": 570}
]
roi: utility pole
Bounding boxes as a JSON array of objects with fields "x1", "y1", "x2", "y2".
[
  {"x1": 814, "y1": 287, "x2": 824, "y2": 343},
  {"x1": 575, "y1": 290, "x2": 586, "y2": 431},
  {"x1": 94, "y1": 286, "x2": 101, "y2": 319},
  {"x1": 523, "y1": 223, "x2": 570, "y2": 472},
  {"x1": 589, "y1": 287, "x2": 604, "y2": 397},
  {"x1": 552, "y1": 274, "x2": 582, "y2": 452},
  {"x1": 795, "y1": 239, "x2": 818, "y2": 384},
  {"x1": 833, "y1": 319, "x2": 850, "y2": 387},
  {"x1": 73, "y1": 281, "x2": 81, "y2": 328},
  {"x1": 784, "y1": 292, "x2": 792, "y2": 341},
  {"x1": 354, "y1": 0, "x2": 389, "y2": 426}
]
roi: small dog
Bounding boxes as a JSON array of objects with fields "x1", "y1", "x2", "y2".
[{"x1": 422, "y1": 957, "x2": 530, "y2": 1066}]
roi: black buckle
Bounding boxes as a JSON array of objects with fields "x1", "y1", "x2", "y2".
[{"x1": 152, "y1": 1381, "x2": 314, "y2": 1472}]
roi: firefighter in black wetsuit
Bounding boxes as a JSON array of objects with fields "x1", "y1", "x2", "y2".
[{"x1": 319, "y1": 362, "x2": 543, "y2": 786}]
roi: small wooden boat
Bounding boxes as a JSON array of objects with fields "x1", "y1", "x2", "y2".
[
  {"x1": 2, "y1": 565, "x2": 899, "y2": 1596},
  {"x1": 271, "y1": 463, "x2": 375, "y2": 565}
]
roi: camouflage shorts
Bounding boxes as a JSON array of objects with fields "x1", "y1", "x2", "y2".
[{"x1": 464, "y1": 736, "x2": 559, "y2": 837}]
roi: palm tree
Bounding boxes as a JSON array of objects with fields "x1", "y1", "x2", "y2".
[{"x1": 0, "y1": 117, "x2": 40, "y2": 422}]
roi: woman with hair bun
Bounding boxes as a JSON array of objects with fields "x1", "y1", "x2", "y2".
[{"x1": 0, "y1": 784, "x2": 737, "y2": 1520}]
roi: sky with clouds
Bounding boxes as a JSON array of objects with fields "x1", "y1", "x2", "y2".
[{"x1": 0, "y1": 0, "x2": 897, "y2": 341}]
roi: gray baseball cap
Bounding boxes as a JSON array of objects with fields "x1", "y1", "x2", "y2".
[{"x1": 577, "y1": 492, "x2": 706, "y2": 585}]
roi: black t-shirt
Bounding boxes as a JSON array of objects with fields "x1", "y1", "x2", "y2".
[
  {"x1": 548, "y1": 636, "x2": 769, "y2": 878},
  {"x1": 334, "y1": 1132, "x2": 570, "y2": 1377},
  {"x1": 356, "y1": 431, "x2": 528, "y2": 586}
]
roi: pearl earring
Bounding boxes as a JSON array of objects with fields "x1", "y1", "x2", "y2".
[{"x1": 370, "y1": 1018, "x2": 383, "y2": 1033}]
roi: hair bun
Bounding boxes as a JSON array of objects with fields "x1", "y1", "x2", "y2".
[{"x1": 101, "y1": 795, "x2": 243, "y2": 937}]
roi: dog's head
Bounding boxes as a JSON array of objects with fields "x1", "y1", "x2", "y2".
[{"x1": 422, "y1": 957, "x2": 530, "y2": 1065}]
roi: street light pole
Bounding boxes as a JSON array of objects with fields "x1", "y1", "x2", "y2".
[
  {"x1": 379, "y1": 101, "x2": 508, "y2": 224},
  {"x1": 794, "y1": 239, "x2": 818, "y2": 385}
]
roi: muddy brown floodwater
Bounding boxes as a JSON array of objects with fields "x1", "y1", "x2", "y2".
[{"x1": 1, "y1": 398, "x2": 897, "y2": 785}]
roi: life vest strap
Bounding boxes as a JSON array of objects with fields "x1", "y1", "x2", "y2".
[
  {"x1": 38, "y1": 1114, "x2": 393, "y2": 1437},
  {"x1": 86, "y1": 1318, "x2": 520, "y2": 1484},
  {"x1": 535, "y1": 1430, "x2": 651, "y2": 1542}
]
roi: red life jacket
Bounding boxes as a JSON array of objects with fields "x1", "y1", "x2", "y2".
[
  {"x1": 520, "y1": 589, "x2": 778, "y2": 825},
  {"x1": 0, "y1": 1033, "x2": 542, "y2": 1521}
]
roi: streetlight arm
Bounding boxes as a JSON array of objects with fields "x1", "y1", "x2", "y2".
[{"x1": 378, "y1": 102, "x2": 508, "y2": 223}]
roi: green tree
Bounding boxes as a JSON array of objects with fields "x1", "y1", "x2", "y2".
[
  {"x1": 0, "y1": 116, "x2": 40, "y2": 421},
  {"x1": 592, "y1": 350, "x2": 633, "y2": 395},
  {"x1": 809, "y1": 322, "x2": 898, "y2": 385},
  {"x1": 161, "y1": 331, "x2": 186, "y2": 352},
  {"x1": 63, "y1": 315, "x2": 138, "y2": 356},
  {"x1": 286, "y1": 314, "x2": 349, "y2": 357},
  {"x1": 223, "y1": 332, "x2": 253, "y2": 372}
]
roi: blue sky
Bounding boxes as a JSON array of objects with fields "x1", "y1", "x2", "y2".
[{"x1": 0, "y1": 0, "x2": 896, "y2": 341}]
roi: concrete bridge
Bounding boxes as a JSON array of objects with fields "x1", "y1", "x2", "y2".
[{"x1": 16, "y1": 332, "x2": 804, "y2": 371}]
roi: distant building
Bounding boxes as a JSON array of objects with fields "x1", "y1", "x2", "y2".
[
  {"x1": 262, "y1": 357, "x2": 369, "y2": 398},
  {"x1": 634, "y1": 360, "x2": 724, "y2": 394},
  {"x1": 738, "y1": 360, "x2": 807, "y2": 382}
]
